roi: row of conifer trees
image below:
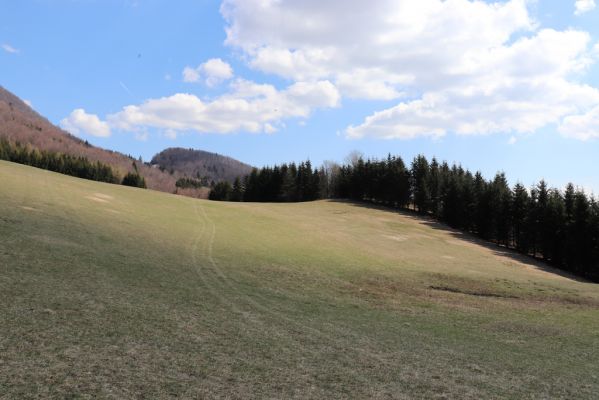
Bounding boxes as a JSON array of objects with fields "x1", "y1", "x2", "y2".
[
  {"x1": 209, "y1": 161, "x2": 320, "y2": 202},
  {"x1": 215, "y1": 154, "x2": 598, "y2": 281},
  {"x1": 336, "y1": 155, "x2": 598, "y2": 280}
]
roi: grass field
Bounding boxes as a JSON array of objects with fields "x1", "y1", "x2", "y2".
[{"x1": 2, "y1": 160, "x2": 599, "y2": 399}]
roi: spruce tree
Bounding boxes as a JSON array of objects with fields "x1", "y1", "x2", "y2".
[
  {"x1": 512, "y1": 183, "x2": 530, "y2": 253},
  {"x1": 411, "y1": 155, "x2": 430, "y2": 213},
  {"x1": 230, "y1": 177, "x2": 243, "y2": 201}
]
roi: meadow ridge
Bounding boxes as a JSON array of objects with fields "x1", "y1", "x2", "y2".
[{"x1": 1, "y1": 160, "x2": 599, "y2": 399}]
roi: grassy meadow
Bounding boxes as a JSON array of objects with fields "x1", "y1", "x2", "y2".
[{"x1": 1, "y1": 160, "x2": 599, "y2": 399}]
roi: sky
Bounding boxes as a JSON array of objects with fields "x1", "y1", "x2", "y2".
[{"x1": 1, "y1": 0, "x2": 599, "y2": 193}]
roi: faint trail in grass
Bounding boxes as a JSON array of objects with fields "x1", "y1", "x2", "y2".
[
  {"x1": 194, "y1": 200, "x2": 392, "y2": 364},
  {"x1": 190, "y1": 199, "x2": 247, "y2": 316},
  {"x1": 35, "y1": 175, "x2": 393, "y2": 366},
  {"x1": 196, "y1": 201, "x2": 400, "y2": 363},
  {"x1": 195, "y1": 200, "x2": 330, "y2": 330},
  {"x1": 192, "y1": 199, "x2": 373, "y2": 359}
]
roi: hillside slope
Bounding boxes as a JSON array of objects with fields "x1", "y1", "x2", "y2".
[
  {"x1": 151, "y1": 147, "x2": 253, "y2": 184},
  {"x1": 0, "y1": 85, "x2": 177, "y2": 192},
  {"x1": 1, "y1": 160, "x2": 599, "y2": 398}
]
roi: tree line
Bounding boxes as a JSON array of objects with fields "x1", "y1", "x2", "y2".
[
  {"x1": 176, "y1": 177, "x2": 208, "y2": 189},
  {"x1": 209, "y1": 161, "x2": 320, "y2": 202},
  {"x1": 0, "y1": 138, "x2": 146, "y2": 188},
  {"x1": 213, "y1": 153, "x2": 599, "y2": 281}
]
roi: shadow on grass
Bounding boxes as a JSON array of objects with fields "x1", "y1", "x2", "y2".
[{"x1": 326, "y1": 199, "x2": 591, "y2": 284}]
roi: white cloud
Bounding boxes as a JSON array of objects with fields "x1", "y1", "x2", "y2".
[
  {"x1": 335, "y1": 68, "x2": 409, "y2": 100},
  {"x1": 222, "y1": 0, "x2": 533, "y2": 94},
  {"x1": 134, "y1": 131, "x2": 149, "y2": 141},
  {"x1": 182, "y1": 58, "x2": 234, "y2": 87},
  {"x1": 60, "y1": 109, "x2": 112, "y2": 138},
  {"x1": 575, "y1": 0, "x2": 596, "y2": 15},
  {"x1": 164, "y1": 129, "x2": 177, "y2": 139},
  {"x1": 202, "y1": 58, "x2": 234, "y2": 86},
  {"x1": 1, "y1": 44, "x2": 19, "y2": 54},
  {"x1": 106, "y1": 79, "x2": 339, "y2": 134},
  {"x1": 347, "y1": 76, "x2": 599, "y2": 139},
  {"x1": 559, "y1": 105, "x2": 599, "y2": 140},
  {"x1": 508, "y1": 135, "x2": 517, "y2": 145},
  {"x1": 221, "y1": 0, "x2": 599, "y2": 140},
  {"x1": 23, "y1": 99, "x2": 33, "y2": 108},
  {"x1": 182, "y1": 67, "x2": 200, "y2": 83}
]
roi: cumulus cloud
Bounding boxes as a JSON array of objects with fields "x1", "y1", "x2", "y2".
[
  {"x1": 221, "y1": 0, "x2": 599, "y2": 140},
  {"x1": 575, "y1": 0, "x2": 596, "y2": 15},
  {"x1": 347, "y1": 68, "x2": 599, "y2": 139},
  {"x1": 105, "y1": 79, "x2": 339, "y2": 134},
  {"x1": 222, "y1": 0, "x2": 533, "y2": 94},
  {"x1": 559, "y1": 105, "x2": 599, "y2": 140},
  {"x1": 183, "y1": 58, "x2": 234, "y2": 87},
  {"x1": 1, "y1": 44, "x2": 19, "y2": 54},
  {"x1": 60, "y1": 109, "x2": 112, "y2": 138}
]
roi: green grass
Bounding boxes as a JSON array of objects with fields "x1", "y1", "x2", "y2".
[{"x1": 1, "y1": 160, "x2": 599, "y2": 399}]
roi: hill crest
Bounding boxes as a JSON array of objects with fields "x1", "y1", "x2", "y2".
[{"x1": 151, "y1": 147, "x2": 252, "y2": 184}]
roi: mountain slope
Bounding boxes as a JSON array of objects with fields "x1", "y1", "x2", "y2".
[
  {"x1": 151, "y1": 147, "x2": 253, "y2": 184},
  {"x1": 2, "y1": 160, "x2": 599, "y2": 398},
  {"x1": 0, "y1": 85, "x2": 177, "y2": 192}
]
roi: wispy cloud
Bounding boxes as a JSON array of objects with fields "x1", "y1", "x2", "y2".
[{"x1": 1, "y1": 44, "x2": 19, "y2": 54}]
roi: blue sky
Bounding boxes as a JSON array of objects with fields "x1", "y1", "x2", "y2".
[{"x1": 1, "y1": 0, "x2": 599, "y2": 192}]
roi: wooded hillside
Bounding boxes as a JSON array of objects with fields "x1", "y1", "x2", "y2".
[
  {"x1": 0, "y1": 86, "x2": 175, "y2": 192},
  {"x1": 151, "y1": 147, "x2": 252, "y2": 184}
]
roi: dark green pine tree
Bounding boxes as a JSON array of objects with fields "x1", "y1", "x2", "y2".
[
  {"x1": 230, "y1": 177, "x2": 243, "y2": 202},
  {"x1": 281, "y1": 163, "x2": 298, "y2": 201},
  {"x1": 243, "y1": 168, "x2": 260, "y2": 201},
  {"x1": 122, "y1": 172, "x2": 147, "y2": 188},
  {"x1": 473, "y1": 172, "x2": 491, "y2": 239},
  {"x1": 389, "y1": 156, "x2": 411, "y2": 208},
  {"x1": 491, "y1": 173, "x2": 512, "y2": 246},
  {"x1": 545, "y1": 189, "x2": 566, "y2": 265},
  {"x1": 460, "y1": 171, "x2": 476, "y2": 232},
  {"x1": 571, "y1": 189, "x2": 592, "y2": 274},
  {"x1": 208, "y1": 181, "x2": 232, "y2": 201},
  {"x1": 589, "y1": 197, "x2": 599, "y2": 280},
  {"x1": 411, "y1": 155, "x2": 430, "y2": 213},
  {"x1": 511, "y1": 183, "x2": 530, "y2": 253},
  {"x1": 441, "y1": 172, "x2": 461, "y2": 228},
  {"x1": 532, "y1": 180, "x2": 549, "y2": 259},
  {"x1": 427, "y1": 157, "x2": 442, "y2": 218}
]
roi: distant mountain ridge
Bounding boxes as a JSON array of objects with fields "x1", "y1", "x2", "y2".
[{"x1": 151, "y1": 147, "x2": 253, "y2": 184}]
